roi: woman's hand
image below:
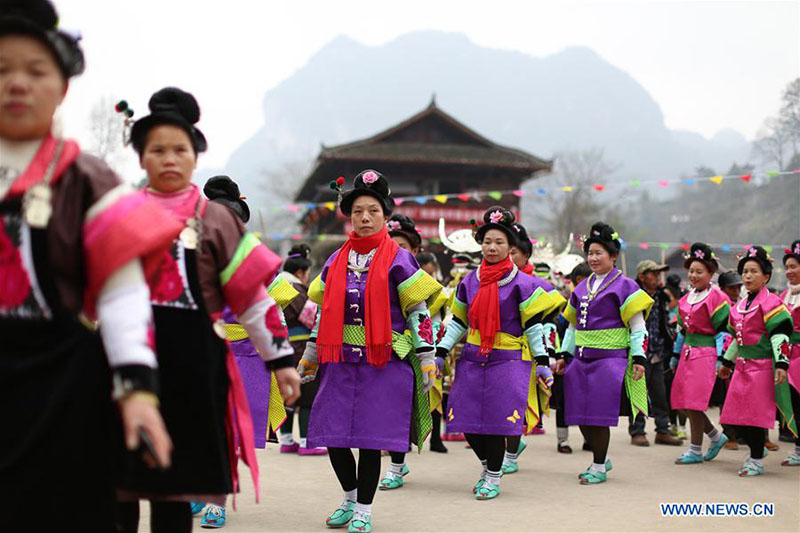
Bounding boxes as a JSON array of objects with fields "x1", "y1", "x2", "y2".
[
  {"x1": 717, "y1": 365, "x2": 732, "y2": 380},
  {"x1": 775, "y1": 368, "x2": 787, "y2": 385},
  {"x1": 631, "y1": 363, "x2": 645, "y2": 381},
  {"x1": 118, "y1": 394, "x2": 172, "y2": 469},
  {"x1": 553, "y1": 358, "x2": 566, "y2": 375},
  {"x1": 275, "y1": 367, "x2": 302, "y2": 405}
]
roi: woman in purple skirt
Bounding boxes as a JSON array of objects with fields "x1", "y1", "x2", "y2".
[
  {"x1": 436, "y1": 207, "x2": 554, "y2": 500},
  {"x1": 297, "y1": 170, "x2": 441, "y2": 533},
  {"x1": 554, "y1": 222, "x2": 652, "y2": 485}
]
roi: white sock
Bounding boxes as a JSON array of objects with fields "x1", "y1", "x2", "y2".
[
  {"x1": 503, "y1": 451, "x2": 518, "y2": 464},
  {"x1": 707, "y1": 428, "x2": 721, "y2": 443},
  {"x1": 795, "y1": 444, "x2": 800, "y2": 457},
  {"x1": 485, "y1": 469, "x2": 501, "y2": 486},
  {"x1": 278, "y1": 433, "x2": 295, "y2": 446},
  {"x1": 388, "y1": 462, "x2": 405, "y2": 477},
  {"x1": 300, "y1": 437, "x2": 307, "y2": 448},
  {"x1": 689, "y1": 443, "x2": 702, "y2": 455},
  {"x1": 750, "y1": 457, "x2": 764, "y2": 468},
  {"x1": 590, "y1": 462, "x2": 607, "y2": 474},
  {"x1": 353, "y1": 503, "x2": 372, "y2": 517},
  {"x1": 343, "y1": 489, "x2": 357, "y2": 506},
  {"x1": 557, "y1": 427, "x2": 569, "y2": 444}
]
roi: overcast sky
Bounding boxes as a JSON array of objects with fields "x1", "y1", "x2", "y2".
[{"x1": 58, "y1": 0, "x2": 799, "y2": 170}]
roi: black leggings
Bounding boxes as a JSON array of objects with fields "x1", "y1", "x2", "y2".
[
  {"x1": 464, "y1": 433, "x2": 505, "y2": 472},
  {"x1": 115, "y1": 501, "x2": 191, "y2": 533},
  {"x1": 792, "y1": 386, "x2": 800, "y2": 446},
  {"x1": 580, "y1": 425, "x2": 610, "y2": 465},
  {"x1": 328, "y1": 448, "x2": 382, "y2": 505},
  {"x1": 738, "y1": 425, "x2": 766, "y2": 459},
  {"x1": 281, "y1": 406, "x2": 312, "y2": 439}
]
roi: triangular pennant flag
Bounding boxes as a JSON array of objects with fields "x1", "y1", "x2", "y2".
[
  {"x1": 317, "y1": 234, "x2": 327, "y2": 241},
  {"x1": 739, "y1": 174, "x2": 752, "y2": 182},
  {"x1": 683, "y1": 178, "x2": 696, "y2": 185},
  {"x1": 324, "y1": 202, "x2": 335, "y2": 211},
  {"x1": 433, "y1": 195, "x2": 448, "y2": 204},
  {"x1": 457, "y1": 193, "x2": 471, "y2": 202},
  {"x1": 709, "y1": 175, "x2": 723, "y2": 184},
  {"x1": 620, "y1": 242, "x2": 628, "y2": 250},
  {"x1": 288, "y1": 204, "x2": 300, "y2": 212},
  {"x1": 767, "y1": 171, "x2": 780, "y2": 177},
  {"x1": 630, "y1": 180, "x2": 641, "y2": 186},
  {"x1": 720, "y1": 245, "x2": 731, "y2": 252},
  {"x1": 592, "y1": 184, "x2": 606, "y2": 192},
  {"x1": 488, "y1": 191, "x2": 503, "y2": 200},
  {"x1": 658, "y1": 243, "x2": 670, "y2": 250},
  {"x1": 395, "y1": 198, "x2": 405, "y2": 206},
  {"x1": 414, "y1": 196, "x2": 427, "y2": 205},
  {"x1": 513, "y1": 189, "x2": 524, "y2": 197},
  {"x1": 638, "y1": 242, "x2": 650, "y2": 250},
  {"x1": 764, "y1": 245, "x2": 773, "y2": 253},
  {"x1": 657, "y1": 180, "x2": 669, "y2": 187},
  {"x1": 561, "y1": 186, "x2": 573, "y2": 192},
  {"x1": 680, "y1": 243, "x2": 691, "y2": 251},
  {"x1": 536, "y1": 188, "x2": 547, "y2": 195},
  {"x1": 291, "y1": 234, "x2": 303, "y2": 240}
]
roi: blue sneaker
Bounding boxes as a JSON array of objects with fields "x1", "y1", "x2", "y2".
[
  {"x1": 200, "y1": 505, "x2": 226, "y2": 529},
  {"x1": 190, "y1": 502, "x2": 206, "y2": 516},
  {"x1": 675, "y1": 451, "x2": 703, "y2": 465},
  {"x1": 703, "y1": 434, "x2": 728, "y2": 462},
  {"x1": 517, "y1": 438, "x2": 527, "y2": 457}
]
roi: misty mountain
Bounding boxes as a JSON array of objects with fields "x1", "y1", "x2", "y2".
[{"x1": 223, "y1": 31, "x2": 749, "y2": 218}]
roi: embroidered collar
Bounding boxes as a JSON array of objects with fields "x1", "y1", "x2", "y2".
[
  {"x1": 737, "y1": 286, "x2": 767, "y2": 314},
  {"x1": 687, "y1": 287, "x2": 710, "y2": 305}
]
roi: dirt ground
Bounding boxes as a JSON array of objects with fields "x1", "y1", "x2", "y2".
[{"x1": 140, "y1": 408, "x2": 800, "y2": 532}]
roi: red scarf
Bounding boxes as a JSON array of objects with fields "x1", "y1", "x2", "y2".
[
  {"x1": 520, "y1": 263, "x2": 535, "y2": 276},
  {"x1": 469, "y1": 257, "x2": 514, "y2": 355},
  {"x1": 318, "y1": 226, "x2": 399, "y2": 366}
]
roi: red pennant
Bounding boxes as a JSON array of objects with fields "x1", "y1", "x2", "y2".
[
  {"x1": 740, "y1": 174, "x2": 751, "y2": 182},
  {"x1": 638, "y1": 242, "x2": 650, "y2": 250},
  {"x1": 592, "y1": 184, "x2": 606, "y2": 192},
  {"x1": 657, "y1": 180, "x2": 669, "y2": 187},
  {"x1": 395, "y1": 198, "x2": 405, "y2": 206},
  {"x1": 680, "y1": 243, "x2": 690, "y2": 251},
  {"x1": 457, "y1": 193, "x2": 471, "y2": 202},
  {"x1": 513, "y1": 189, "x2": 524, "y2": 197}
]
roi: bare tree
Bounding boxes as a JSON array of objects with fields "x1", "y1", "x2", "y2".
[
  {"x1": 780, "y1": 77, "x2": 800, "y2": 158},
  {"x1": 752, "y1": 117, "x2": 792, "y2": 170},
  {"x1": 86, "y1": 95, "x2": 126, "y2": 169},
  {"x1": 525, "y1": 148, "x2": 617, "y2": 247}
]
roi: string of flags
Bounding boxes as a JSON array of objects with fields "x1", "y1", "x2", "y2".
[
  {"x1": 266, "y1": 169, "x2": 800, "y2": 214},
  {"x1": 256, "y1": 231, "x2": 789, "y2": 255}
]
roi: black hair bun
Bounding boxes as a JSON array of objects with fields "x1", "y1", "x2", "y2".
[
  {"x1": 288, "y1": 244, "x2": 311, "y2": 259},
  {"x1": 149, "y1": 87, "x2": 201, "y2": 125},
  {"x1": 203, "y1": 175, "x2": 240, "y2": 202},
  {"x1": 1, "y1": 0, "x2": 58, "y2": 29}
]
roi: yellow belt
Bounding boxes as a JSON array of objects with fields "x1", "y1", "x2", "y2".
[{"x1": 465, "y1": 330, "x2": 532, "y2": 361}]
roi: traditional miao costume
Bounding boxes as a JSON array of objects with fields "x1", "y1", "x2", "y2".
[
  {"x1": 436, "y1": 207, "x2": 554, "y2": 500},
  {"x1": 671, "y1": 243, "x2": 732, "y2": 464},
  {"x1": 779, "y1": 239, "x2": 800, "y2": 466},
  {"x1": 719, "y1": 246, "x2": 797, "y2": 476},
  {"x1": 0, "y1": 6, "x2": 181, "y2": 530},
  {"x1": 298, "y1": 171, "x2": 441, "y2": 533},
  {"x1": 116, "y1": 90, "x2": 294, "y2": 527},
  {"x1": 559, "y1": 223, "x2": 652, "y2": 484},
  {"x1": 277, "y1": 269, "x2": 325, "y2": 454}
]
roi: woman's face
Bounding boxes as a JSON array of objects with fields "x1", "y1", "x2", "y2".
[
  {"x1": 586, "y1": 243, "x2": 616, "y2": 274},
  {"x1": 687, "y1": 261, "x2": 712, "y2": 291},
  {"x1": 722, "y1": 285, "x2": 742, "y2": 302},
  {"x1": 785, "y1": 257, "x2": 800, "y2": 285},
  {"x1": 481, "y1": 229, "x2": 510, "y2": 264},
  {"x1": 351, "y1": 195, "x2": 386, "y2": 237},
  {"x1": 140, "y1": 125, "x2": 197, "y2": 193},
  {"x1": 509, "y1": 246, "x2": 530, "y2": 270},
  {"x1": 0, "y1": 35, "x2": 66, "y2": 141},
  {"x1": 391, "y1": 234, "x2": 418, "y2": 254},
  {"x1": 420, "y1": 262, "x2": 438, "y2": 277},
  {"x1": 295, "y1": 268, "x2": 310, "y2": 285},
  {"x1": 741, "y1": 260, "x2": 769, "y2": 293}
]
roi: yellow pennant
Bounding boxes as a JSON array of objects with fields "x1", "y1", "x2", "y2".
[
  {"x1": 324, "y1": 202, "x2": 336, "y2": 211},
  {"x1": 433, "y1": 195, "x2": 448, "y2": 204},
  {"x1": 710, "y1": 175, "x2": 724, "y2": 185},
  {"x1": 561, "y1": 186, "x2": 573, "y2": 192}
]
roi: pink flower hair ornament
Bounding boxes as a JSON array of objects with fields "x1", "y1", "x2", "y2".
[
  {"x1": 489, "y1": 211, "x2": 503, "y2": 224},
  {"x1": 362, "y1": 171, "x2": 379, "y2": 184},
  {"x1": 387, "y1": 220, "x2": 401, "y2": 231}
]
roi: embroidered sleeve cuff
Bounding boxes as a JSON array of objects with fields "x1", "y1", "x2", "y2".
[
  {"x1": 560, "y1": 325, "x2": 576, "y2": 356},
  {"x1": 524, "y1": 322, "x2": 547, "y2": 357},
  {"x1": 438, "y1": 319, "x2": 467, "y2": 352},
  {"x1": 632, "y1": 355, "x2": 646, "y2": 366},
  {"x1": 112, "y1": 364, "x2": 159, "y2": 400}
]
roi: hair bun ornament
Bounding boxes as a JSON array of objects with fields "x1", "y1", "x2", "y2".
[
  {"x1": 114, "y1": 99, "x2": 135, "y2": 146},
  {"x1": 148, "y1": 87, "x2": 201, "y2": 124},
  {"x1": 288, "y1": 243, "x2": 311, "y2": 259}
]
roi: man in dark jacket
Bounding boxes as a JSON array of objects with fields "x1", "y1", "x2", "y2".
[{"x1": 628, "y1": 261, "x2": 683, "y2": 446}]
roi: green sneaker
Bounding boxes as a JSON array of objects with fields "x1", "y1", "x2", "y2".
[
  {"x1": 517, "y1": 438, "x2": 528, "y2": 456},
  {"x1": 379, "y1": 463, "x2": 409, "y2": 490},
  {"x1": 578, "y1": 459, "x2": 612, "y2": 479},
  {"x1": 738, "y1": 460, "x2": 764, "y2": 477},
  {"x1": 475, "y1": 482, "x2": 501, "y2": 500},
  {"x1": 675, "y1": 451, "x2": 703, "y2": 465},
  {"x1": 472, "y1": 478, "x2": 485, "y2": 494},
  {"x1": 781, "y1": 454, "x2": 800, "y2": 466},
  {"x1": 348, "y1": 514, "x2": 371, "y2": 533},
  {"x1": 703, "y1": 433, "x2": 728, "y2": 462},
  {"x1": 501, "y1": 460, "x2": 519, "y2": 475},
  {"x1": 326, "y1": 501, "x2": 355, "y2": 528},
  {"x1": 579, "y1": 470, "x2": 607, "y2": 484}
]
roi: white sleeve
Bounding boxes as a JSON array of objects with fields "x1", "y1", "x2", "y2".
[
  {"x1": 96, "y1": 259, "x2": 157, "y2": 369},
  {"x1": 239, "y1": 295, "x2": 294, "y2": 362},
  {"x1": 630, "y1": 312, "x2": 647, "y2": 333}
]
